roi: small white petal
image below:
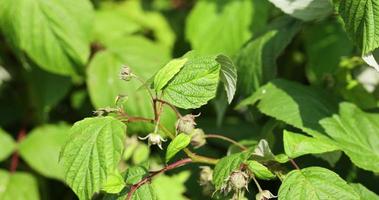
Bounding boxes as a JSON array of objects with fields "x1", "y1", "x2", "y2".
[
  {"x1": 157, "y1": 143, "x2": 163, "y2": 150},
  {"x1": 362, "y1": 53, "x2": 379, "y2": 71},
  {"x1": 138, "y1": 135, "x2": 149, "y2": 140}
]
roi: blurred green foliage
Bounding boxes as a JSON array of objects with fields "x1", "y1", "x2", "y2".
[{"x1": 0, "y1": 0, "x2": 379, "y2": 199}]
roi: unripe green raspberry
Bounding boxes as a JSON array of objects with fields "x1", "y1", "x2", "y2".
[
  {"x1": 199, "y1": 166, "x2": 214, "y2": 196},
  {"x1": 229, "y1": 171, "x2": 248, "y2": 189},
  {"x1": 190, "y1": 128, "x2": 206, "y2": 148},
  {"x1": 199, "y1": 166, "x2": 213, "y2": 185},
  {"x1": 176, "y1": 113, "x2": 199, "y2": 134}
]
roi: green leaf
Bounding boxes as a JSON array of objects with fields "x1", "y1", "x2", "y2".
[
  {"x1": 132, "y1": 143, "x2": 150, "y2": 165},
  {"x1": 339, "y1": 0, "x2": 379, "y2": 55},
  {"x1": 104, "y1": 165, "x2": 158, "y2": 200},
  {"x1": 252, "y1": 139, "x2": 289, "y2": 163},
  {"x1": 0, "y1": 129, "x2": 15, "y2": 162},
  {"x1": 278, "y1": 167, "x2": 359, "y2": 200},
  {"x1": 252, "y1": 139, "x2": 276, "y2": 161},
  {"x1": 237, "y1": 79, "x2": 338, "y2": 141},
  {"x1": 350, "y1": 183, "x2": 379, "y2": 200},
  {"x1": 60, "y1": 117, "x2": 126, "y2": 200},
  {"x1": 246, "y1": 160, "x2": 276, "y2": 180},
  {"x1": 123, "y1": 166, "x2": 156, "y2": 200},
  {"x1": 87, "y1": 36, "x2": 175, "y2": 133},
  {"x1": 102, "y1": 172, "x2": 125, "y2": 194},
  {"x1": 124, "y1": 165, "x2": 149, "y2": 185},
  {"x1": 93, "y1": 7, "x2": 141, "y2": 45},
  {"x1": 0, "y1": 170, "x2": 40, "y2": 200},
  {"x1": 154, "y1": 57, "x2": 188, "y2": 92},
  {"x1": 313, "y1": 151, "x2": 343, "y2": 167},
  {"x1": 107, "y1": 0, "x2": 175, "y2": 49},
  {"x1": 93, "y1": 0, "x2": 174, "y2": 49},
  {"x1": 186, "y1": 0, "x2": 254, "y2": 56},
  {"x1": 319, "y1": 102, "x2": 379, "y2": 173},
  {"x1": 129, "y1": 185, "x2": 157, "y2": 200},
  {"x1": 25, "y1": 66, "x2": 71, "y2": 122},
  {"x1": 275, "y1": 154, "x2": 290, "y2": 164},
  {"x1": 212, "y1": 151, "x2": 251, "y2": 190},
  {"x1": 166, "y1": 133, "x2": 191, "y2": 162},
  {"x1": 304, "y1": 19, "x2": 353, "y2": 83},
  {"x1": 268, "y1": 0, "x2": 333, "y2": 21},
  {"x1": 283, "y1": 130, "x2": 339, "y2": 159},
  {"x1": 235, "y1": 16, "x2": 302, "y2": 96},
  {"x1": 152, "y1": 172, "x2": 190, "y2": 200},
  {"x1": 238, "y1": 79, "x2": 379, "y2": 173},
  {"x1": 0, "y1": 0, "x2": 93, "y2": 76},
  {"x1": 18, "y1": 124, "x2": 70, "y2": 180},
  {"x1": 104, "y1": 185, "x2": 157, "y2": 200},
  {"x1": 122, "y1": 137, "x2": 139, "y2": 161},
  {"x1": 216, "y1": 55, "x2": 237, "y2": 103},
  {"x1": 163, "y1": 55, "x2": 221, "y2": 109}
]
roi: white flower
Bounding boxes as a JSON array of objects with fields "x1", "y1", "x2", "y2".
[
  {"x1": 256, "y1": 190, "x2": 276, "y2": 200},
  {"x1": 138, "y1": 133, "x2": 166, "y2": 149}
]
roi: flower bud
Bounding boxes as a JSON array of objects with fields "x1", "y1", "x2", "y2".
[
  {"x1": 190, "y1": 128, "x2": 206, "y2": 148},
  {"x1": 120, "y1": 65, "x2": 133, "y2": 81},
  {"x1": 229, "y1": 171, "x2": 248, "y2": 189},
  {"x1": 255, "y1": 190, "x2": 276, "y2": 200},
  {"x1": 199, "y1": 166, "x2": 213, "y2": 185},
  {"x1": 176, "y1": 113, "x2": 200, "y2": 134},
  {"x1": 199, "y1": 166, "x2": 214, "y2": 195},
  {"x1": 138, "y1": 133, "x2": 166, "y2": 150}
]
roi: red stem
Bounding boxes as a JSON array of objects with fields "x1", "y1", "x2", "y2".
[
  {"x1": 290, "y1": 159, "x2": 300, "y2": 170},
  {"x1": 10, "y1": 128, "x2": 26, "y2": 172},
  {"x1": 154, "y1": 98, "x2": 182, "y2": 118},
  {"x1": 126, "y1": 158, "x2": 192, "y2": 200}
]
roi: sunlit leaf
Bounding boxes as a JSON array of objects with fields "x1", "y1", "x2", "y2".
[
  {"x1": 61, "y1": 117, "x2": 126, "y2": 200},
  {"x1": 19, "y1": 124, "x2": 70, "y2": 180},
  {"x1": 0, "y1": 170, "x2": 40, "y2": 200},
  {"x1": 0, "y1": 129, "x2": 15, "y2": 162},
  {"x1": 279, "y1": 167, "x2": 359, "y2": 200},
  {"x1": 0, "y1": 0, "x2": 93, "y2": 75}
]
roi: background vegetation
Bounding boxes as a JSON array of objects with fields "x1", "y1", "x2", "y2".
[{"x1": 0, "y1": 0, "x2": 379, "y2": 199}]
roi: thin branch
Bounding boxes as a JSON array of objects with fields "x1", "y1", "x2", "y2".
[
  {"x1": 116, "y1": 112, "x2": 154, "y2": 123},
  {"x1": 153, "y1": 101, "x2": 164, "y2": 134},
  {"x1": 135, "y1": 76, "x2": 154, "y2": 101},
  {"x1": 290, "y1": 159, "x2": 300, "y2": 170},
  {"x1": 183, "y1": 149, "x2": 218, "y2": 165},
  {"x1": 251, "y1": 174, "x2": 262, "y2": 192},
  {"x1": 126, "y1": 117, "x2": 154, "y2": 123},
  {"x1": 205, "y1": 134, "x2": 247, "y2": 151},
  {"x1": 118, "y1": 112, "x2": 219, "y2": 165},
  {"x1": 126, "y1": 158, "x2": 192, "y2": 200},
  {"x1": 154, "y1": 98, "x2": 182, "y2": 118},
  {"x1": 10, "y1": 128, "x2": 26, "y2": 172},
  {"x1": 134, "y1": 75, "x2": 157, "y2": 122},
  {"x1": 158, "y1": 125, "x2": 219, "y2": 165}
]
